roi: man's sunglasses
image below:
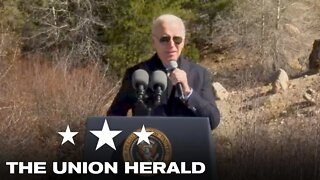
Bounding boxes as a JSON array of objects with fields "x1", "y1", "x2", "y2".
[{"x1": 157, "y1": 35, "x2": 183, "y2": 45}]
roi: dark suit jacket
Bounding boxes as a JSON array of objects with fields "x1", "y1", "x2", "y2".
[{"x1": 107, "y1": 54, "x2": 220, "y2": 129}]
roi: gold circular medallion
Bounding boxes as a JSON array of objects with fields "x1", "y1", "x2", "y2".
[{"x1": 122, "y1": 127, "x2": 172, "y2": 165}]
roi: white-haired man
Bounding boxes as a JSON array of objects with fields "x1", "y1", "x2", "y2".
[{"x1": 107, "y1": 14, "x2": 220, "y2": 129}]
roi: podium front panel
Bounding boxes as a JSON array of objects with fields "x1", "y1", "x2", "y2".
[{"x1": 82, "y1": 116, "x2": 217, "y2": 180}]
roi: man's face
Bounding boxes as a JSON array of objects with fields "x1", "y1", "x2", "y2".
[{"x1": 152, "y1": 21, "x2": 185, "y2": 65}]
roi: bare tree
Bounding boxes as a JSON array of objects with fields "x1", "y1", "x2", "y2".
[
  {"x1": 260, "y1": 0, "x2": 265, "y2": 55},
  {"x1": 210, "y1": 0, "x2": 319, "y2": 82},
  {"x1": 21, "y1": 0, "x2": 110, "y2": 68}
]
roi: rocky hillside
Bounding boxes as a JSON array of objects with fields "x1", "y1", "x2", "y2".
[
  {"x1": 199, "y1": 1, "x2": 320, "y2": 178},
  {"x1": 203, "y1": 0, "x2": 320, "y2": 91},
  {"x1": 212, "y1": 67, "x2": 320, "y2": 179}
]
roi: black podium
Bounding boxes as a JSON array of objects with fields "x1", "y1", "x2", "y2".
[{"x1": 83, "y1": 116, "x2": 217, "y2": 180}]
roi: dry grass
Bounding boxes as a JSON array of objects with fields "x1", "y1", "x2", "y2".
[
  {"x1": 0, "y1": 53, "x2": 118, "y2": 166},
  {"x1": 214, "y1": 74, "x2": 320, "y2": 180},
  {"x1": 2, "y1": 54, "x2": 320, "y2": 180},
  {"x1": 1, "y1": 52, "x2": 320, "y2": 180}
]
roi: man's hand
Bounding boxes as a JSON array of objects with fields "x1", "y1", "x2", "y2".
[{"x1": 168, "y1": 68, "x2": 192, "y2": 96}]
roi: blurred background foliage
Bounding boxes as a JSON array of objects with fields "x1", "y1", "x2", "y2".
[{"x1": 0, "y1": 0, "x2": 233, "y2": 76}]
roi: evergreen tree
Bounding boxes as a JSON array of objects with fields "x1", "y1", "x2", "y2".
[
  {"x1": 1, "y1": 0, "x2": 233, "y2": 75},
  {"x1": 103, "y1": 0, "x2": 196, "y2": 76}
]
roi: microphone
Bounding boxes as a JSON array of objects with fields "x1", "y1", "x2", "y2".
[
  {"x1": 132, "y1": 69, "x2": 149, "y2": 102},
  {"x1": 150, "y1": 70, "x2": 167, "y2": 105},
  {"x1": 167, "y1": 60, "x2": 185, "y2": 100}
]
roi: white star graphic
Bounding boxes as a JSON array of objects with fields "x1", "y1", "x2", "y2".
[
  {"x1": 90, "y1": 119, "x2": 122, "y2": 150},
  {"x1": 58, "y1": 125, "x2": 78, "y2": 145},
  {"x1": 134, "y1": 125, "x2": 154, "y2": 145}
]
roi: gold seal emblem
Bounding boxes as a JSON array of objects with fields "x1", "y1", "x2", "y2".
[{"x1": 123, "y1": 127, "x2": 172, "y2": 164}]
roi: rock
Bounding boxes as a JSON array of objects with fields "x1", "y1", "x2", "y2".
[
  {"x1": 303, "y1": 93, "x2": 315, "y2": 103},
  {"x1": 306, "y1": 88, "x2": 316, "y2": 95},
  {"x1": 288, "y1": 58, "x2": 303, "y2": 71},
  {"x1": 272, "y1": 68, "x2": 289, "y2": 93},
  {"x1": 303, "y1": 88, "x2": 317, "y2": 104},
  {"x1": 308, "y1": 39, "x2": 320, "y2": 73},
  {"x1": 212, "y1": 82, "x2": 229, "y2": 100},
  {"x1": 284, "y1": 24, "x2": 301, "y2": 36}
]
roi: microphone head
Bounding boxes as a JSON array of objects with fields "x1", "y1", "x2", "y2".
[
  {"x1": 150, "y1": 70, "x2": 167, "y2": 91},
  {"x1": 132, "y1": 69, "x2": 149, "y2": 89},
  {"x1": 167, "y1": 60, "x2": 178, "y2": 72}
]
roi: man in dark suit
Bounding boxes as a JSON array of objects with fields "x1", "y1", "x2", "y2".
[{"x1": 107, "y1": 14, "x2": 220, "y2": 130}]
